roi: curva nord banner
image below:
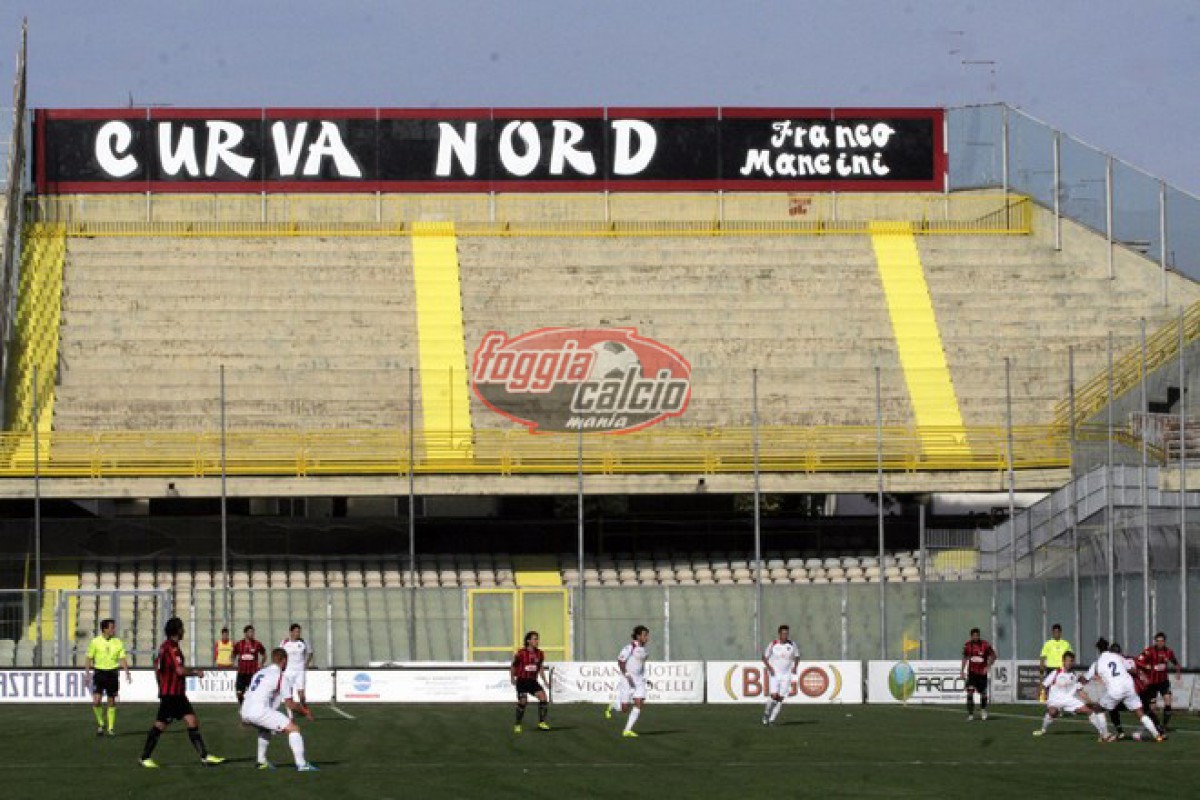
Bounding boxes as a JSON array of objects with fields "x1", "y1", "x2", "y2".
[
  {"x1": 471, "y1": 327, "x2": 692, "y2": 434},
  {"x1": 34, "y1": 107, "x2": 944, "y2": 193}
]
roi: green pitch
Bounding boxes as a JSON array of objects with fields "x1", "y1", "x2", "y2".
[{"x1": 0, "y1": 703, "x2": 1195, "y2": 798}]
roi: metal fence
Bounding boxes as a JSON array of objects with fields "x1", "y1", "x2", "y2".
[
  {"x1": 4, "y1": 576, "x2": 1198, "y2": 669},
  {"x1": 949, "y1": 104, "x2": 1200, "y2": 285}
]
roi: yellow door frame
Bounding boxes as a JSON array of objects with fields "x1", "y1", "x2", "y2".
[{"x1": 467, "y1": 587, "x2": 570, "y2": 662}]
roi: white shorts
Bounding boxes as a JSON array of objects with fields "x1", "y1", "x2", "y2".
[
  {"x1": 1098, "y1": 682, "x2": 1141, "y2": 711},
  {"x1": 768, "y1": 672, "x2": 793, "y2": 698},
  {"x1": 617, "y1": 677, "x2": 647, "y2": 704},
  {"x1": 1049, "y1": 696, "x2": 1088, "y2": 715},
  {"x1": 242, "y1": 709, "x2": 290, "y2": 733},
  {"x1": 285, "y1": 669, "x2": 307, "y2": 694}
]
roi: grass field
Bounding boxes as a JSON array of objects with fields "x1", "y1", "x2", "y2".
[{"x1": 0, "y1": 702, "x2": 1196, "y2": 798}]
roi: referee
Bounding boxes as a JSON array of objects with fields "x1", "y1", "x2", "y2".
[
  {"x1": 86, "y1": 618, "x2": 131, "y2": 736},
  {"x1": 1039, "y1": 623, "x2": 1072, "y2": 695}
]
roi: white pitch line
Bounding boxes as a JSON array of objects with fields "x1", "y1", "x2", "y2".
[
  {"x1": 908, "y1": 703, "x2": 1200, "y2": 735},
  {"x1": 329, "y1": 704, "x2": 356, "y2": 720}
]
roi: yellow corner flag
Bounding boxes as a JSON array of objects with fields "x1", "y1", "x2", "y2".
[{"x1": 902, "y1": 635, "x2": 921, "y2": 655}]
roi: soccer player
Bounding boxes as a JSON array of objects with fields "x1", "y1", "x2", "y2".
[
  {"x1": 232, "y1": 624, "x2": 267, "y2": 705},
  {"x1": 281, "y1": 623, "x2": 314, "y2": 713},
  {"x1": 213, "y1": 627, "x2": 234, "y2": 668},
  {"x1": 1039, "y1": 623, "x2": 1072, "y2": 684},
  {"x1": 1140, "y1": 632, "x2": 1181, "y2": 731},
  {"x1": 1086, "y1": 638, "x2": 1163, "y2": 742},
  {"x1": 1033, "y1": 651, "x2": 1110, "y2": 738},
  {"x1": 761, "y1": 624, "x2": 799, "y2": 726},
  {"x1": 606, "y1": 625, "x2": 649, "y2": 738},
  {"x1": 510, "y1": 630, "x2": 550, "y2": 733},
  {"x1": 960, "y1": 627, "x2": 996, "y2": 721},
  {"x1": 240, "y1": 648, "x2": 318, "y2": 771},
  {"x1": 140, "y1": 617, "x2": 226, "y2": 768},
  {"x1": 85, "y1": 618, "x2": 131, "y2": 736}
]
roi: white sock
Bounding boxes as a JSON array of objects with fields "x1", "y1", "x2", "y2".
[
  {"x1": 1041, "y1": 713, "x2": 1053, "y2": 732},
  {"x1": 763, "y1": 699, "x2": 775, "y2": 718},
  {"x1": 288, "y1": 731, "x2": 306, "y2": 767},
  {"x1": 624, "y1": 707, "x2": 640, "y2": 733},
  {"x1": 1140, "y1": 714, "x2": 1160, "y2": 738},
  {"x1": 257, "y1": 733, "x2": 270, "y2": 764},
  {"x1": 769, "y1": 700, "x2": 784, "y2": 723},
  {"x1": 1089, "y1": 713, "x2": 1108, "y2": 736}
]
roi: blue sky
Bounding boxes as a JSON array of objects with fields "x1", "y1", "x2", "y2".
[{"x1": 3, "y1": 1, "x2": 1197, "y2": 193}]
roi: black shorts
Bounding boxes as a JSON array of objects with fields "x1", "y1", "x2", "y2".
[
  {"x1": 92, "y1": 669, "x2": 120, "y2": 698},
  {"x1": 515, "y1": 678, "x2": 545, "y2": 698},
  {"x1": 235, "y1": 673, "x2": 254, "y2": 694},
  {"x1": 966, "y1": 673, "x2": 989, "y2": 694},
  {"x1": 1145, "y1": 681, "x2": 1172, "y2": 700},
  {"x1": 155, "y1": 695, "x2": 196, "y2": 723}
]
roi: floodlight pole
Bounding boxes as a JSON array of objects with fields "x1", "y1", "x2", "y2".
[
  {"x1": 876, "y1": 365, "x2": 886, "y2": 659},
  {"x1": 408, "y1": 367, "x2": 417, "y2": 658},
  {"x1": 1141, "y1": 320, "x2": 1150, "y2": 644},
  {"x1": 32, "y1": 365, "x2": 42, "y2": 666},
  {"x1": 220, "y1": 365, "x2": 229, "y2": 632},
  {"x1": 752, "y1": 368, "x2": 762, "y2": 649},
  {"x1": 1006, "y1": 357, "x2": 1017, "y2": 662}
]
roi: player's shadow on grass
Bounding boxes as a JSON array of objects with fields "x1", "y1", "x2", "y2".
[
  {"x1": 634, "y1": 730, "x2": 683, "y2": 736},
  {"x1": 776, "y1": 720, "x2": 817, "y2": 727}
]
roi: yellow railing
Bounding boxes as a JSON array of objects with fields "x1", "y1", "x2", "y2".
[
  {"x1": 4, "y1": 223, "x2": 65, "y2": 433},
  {"x1": 1055, "y1": 299, "x2": 1200, "y2": 428},
  {"x1": 33, "y1": 196, "x2": 1032, "y2": 239},
  {"x1": 0, "y1": 424, "x2": 1069, "y2": 478}
]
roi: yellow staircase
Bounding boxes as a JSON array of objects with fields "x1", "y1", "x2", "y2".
[
  {"x1": 4, "y1": 223, "x2": 66, "y2": 468},
  {"x1": 410, "y1": 222, "x2": 474, "y2": 459},
  {"x1": 26, "y1": 573, "x2": 79, "y2": 642}
]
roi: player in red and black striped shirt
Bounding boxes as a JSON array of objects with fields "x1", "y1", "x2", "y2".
[
  {"x1": 232, "y1": 624, "x2": 267, "y2": 705},
  {"x1": 139, "y1": 617, "x2": 225, "y2": 768},
  {"x1": 1141, "y1": 632, "x2": 1181, "y2": 730},
  {"x1": 510, "y1": 631, "x2": 550, "y2": 733},
  {"x1": 960, "y1": 627, "x2": 997, "y2": 721}
]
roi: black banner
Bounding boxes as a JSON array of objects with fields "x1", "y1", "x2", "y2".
[{"x1": 35, "y1": 107, "x2": 944, "y2": 193}]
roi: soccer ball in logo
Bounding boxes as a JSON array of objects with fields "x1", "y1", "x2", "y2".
[
  {"x1": 588, "y1": 340, "x2": 641, "y2": 380},
  {"x1": 888, "y1": 662, "x2": 916, "y2": 702}
]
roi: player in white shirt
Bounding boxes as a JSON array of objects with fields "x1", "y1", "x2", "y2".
[
  {"x1": 761, "y1": 624, "x2": 800, "y2": 726},
  {"x1": 281, "y1": 623, "x2": 314, "y2": 712},
  {"x1": 1032, "y1": 650, "x2": 1110, "y2": 738},
  {"x1": 606, "y1": 625, "x2": 650, "y2": 738},
  {"x1": 239, "y1": 648, "x2": 318, "y2": 771},
  {"x1": 1085, "y1": 638, "x2": 1163, "y2": 742}
]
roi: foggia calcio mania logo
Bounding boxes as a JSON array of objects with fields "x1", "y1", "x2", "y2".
[{"x1": 471, "y1": 328, "x2": 692, "y2": 434}]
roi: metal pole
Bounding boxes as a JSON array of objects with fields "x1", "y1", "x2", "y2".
[
  {"x1": 1107, "y1": 332, "x2": 1116, "y2": 633},
  {"x1": 1069, "y1": 346, "x2": 1082, "y2": 645},
  {"x1": 1006, "y1": 357, "x2": 1018, "y2": 661},
  {"x1": 1105, "y1": 155, "x2": 1114, "y2": 279},
  {"x1": 577, "y1": 425, "x2": 584, "y2": 659},
  {"x1": 1141, "y1": 320, "x2": 1151, "y2": 645},
  {"x1": 919, "y1": 504, "x2": 928, "y2": 659},
  {"x1": 1160, "y1": 182, "x2": 1168, "y2": 305},
  {"x1": 32, "y1": 365, "x2": 42, "y2": 667},
  {"x1": 326, "y1": 591, "x2": 334, "y2": 666},
  {"x1": 1001, "y1": 105, "x2": 1009, "y2": 196},
  {"x1": 876, "y1": 365, "x2": 886, "y2": 659},
  {"x1": 663, "y1": 586, "x2": 671, "y2": 662},
  {"x1": 1180, "y1": 312, "x2": 1189, "y2": 665},
  {"x1": 219, "y1": 365, "x2": 229, "y2": 631},
  {"x1": 408, "y1": 367, "x2": 417, "y2": 657},
  {"x1": 752, "y1": 368, "x2": 762, "y2": 649},
  {"x1": 1052, "y1": 131, "x2": 1062, "y2": 251}
]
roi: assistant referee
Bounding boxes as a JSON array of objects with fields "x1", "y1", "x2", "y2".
[{"x1": 86, "y1": 618, "x2": 131, "y2": 736}]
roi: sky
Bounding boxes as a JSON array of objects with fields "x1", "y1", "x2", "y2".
[{"x1": 1, "y1": 1, "x2": 1198, "y2": 194}]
